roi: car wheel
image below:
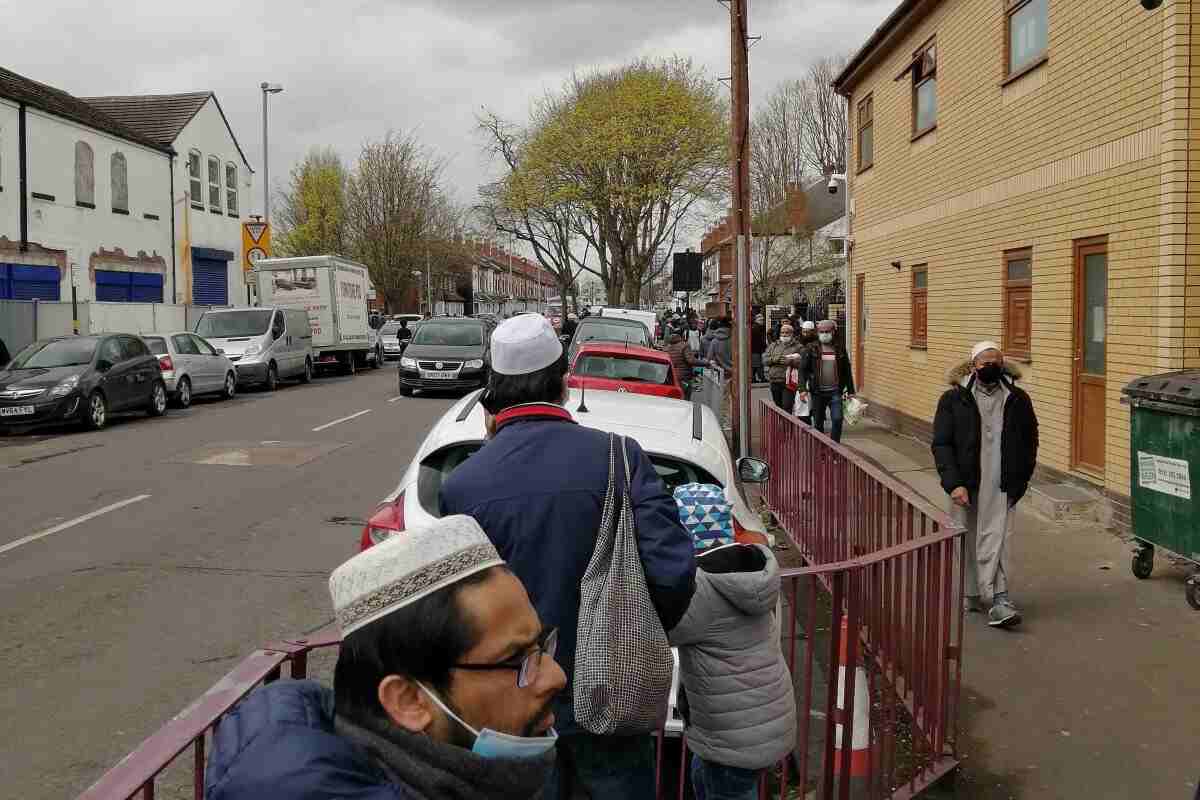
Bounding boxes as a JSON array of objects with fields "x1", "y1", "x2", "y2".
[
  {"x1": 175, "y1": 377, "x2": 192, "y2": 409},
  {"x1": 221, "y1": 371, "x2": 237, "y2": 400},
  {"x1": 147, "y1": 381, "x2": 168, "y2": 417},
  {"x1": 84, "y1": 391, "x2": 108, "y2": 431},
  {"x1": 264, "y1": 363, "x2": 279, "y2": 392},
  {"x1": 300, "y1": 358, "x2": 313, "y2": 384}
]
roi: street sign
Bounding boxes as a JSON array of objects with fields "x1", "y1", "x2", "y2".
[{"x1": 242, "y1": 221, "x2": 271, "y2": 274}]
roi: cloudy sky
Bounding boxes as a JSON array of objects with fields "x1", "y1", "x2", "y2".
[{"x1": 7, "y1": 0, "x2": 893, "y2": 217}]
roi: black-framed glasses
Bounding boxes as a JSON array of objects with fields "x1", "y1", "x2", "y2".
[{"x1": 453, "y1": 627, "x2": 558, "y2": 689}]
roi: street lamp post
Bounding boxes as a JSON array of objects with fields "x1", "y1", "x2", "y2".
[
  {"x1": 830, "y1": 171, "x2": 851, "y2": 346},
  {"x1": 260, "y1": 82, "x2": 284, "y2": 226}
]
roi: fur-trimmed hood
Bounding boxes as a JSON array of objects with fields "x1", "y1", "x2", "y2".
[{"x1": 947, "y1": 360, "x2": 1024, "y2": 387}]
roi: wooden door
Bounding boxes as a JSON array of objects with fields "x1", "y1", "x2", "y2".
[
  {"x1": 855, "y1": 274, "x2": 866, "y2": 391},
  {"x1": 1073, "y1": 238, "x2": 1108, "y2": 474}
]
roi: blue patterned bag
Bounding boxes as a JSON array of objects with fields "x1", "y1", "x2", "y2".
[{"x1": 673, "y1": 483, "x2": 735, "y2": 552}]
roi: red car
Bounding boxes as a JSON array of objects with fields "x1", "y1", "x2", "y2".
[{"x1": 567, "y1": 342, "x2": 684, "y2": 400}]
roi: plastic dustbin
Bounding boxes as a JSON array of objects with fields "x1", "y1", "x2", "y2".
[{"x1": 1120, "y1": 370, "x2": 1200, "y2": 609}]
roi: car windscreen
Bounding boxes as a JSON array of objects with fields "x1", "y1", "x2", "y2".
[
  {"x1": 575, "y1": 354, "x2": 671, "y2": 385},
  {"x1": 418, "y1": 444, "x2": 716, "y2": 515},
  {"x1": 9, "y1": 339, "x2": 99, "y2": 369},
  {"x1": 574, "y1": 320, "x2": 649, "y2": 348},
  {"x1": 143, "y1": 337, "x2": 168, "y2": 356},
  {"x1": 411, "y1": 323, "x2": 483, "y2": 347},
  {"x1": 380, "y1": 322, "x2": 402, "y2": 335},
  {"x1": 195, "y1": 310, "x2": 273, "y2": 338}
]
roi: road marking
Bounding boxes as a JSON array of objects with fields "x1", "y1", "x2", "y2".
[
  {"x1": 0, "y1": 494, "x2": 152, "y2": 556},
  {"x1": 312, "y1": 409, "x2": 373, "y2": 432},
  {"x1": 387, "y1": 396, "x2": 405, "y2": 404}
]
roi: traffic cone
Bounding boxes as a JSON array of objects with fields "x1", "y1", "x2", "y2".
[{"x1": 833, "y1": 616, "x2": 870, "y2": 797}]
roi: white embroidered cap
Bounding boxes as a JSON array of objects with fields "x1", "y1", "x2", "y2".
[
  {"x1": 491, "y1": 313, "x2": 563, "y2": 375},
  {"x1": 801, "y1": 321, "x2": 816, "y2": 331},
  {"x1": 971, "y1": 341, "x2": 1002, "y2": 361},
  {"x1": 329, "y1": 515, "x2": 503, "y2": 636}
]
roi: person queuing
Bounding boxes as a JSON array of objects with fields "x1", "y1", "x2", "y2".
[
  {"x1": 205, "y1": 516, "x2": 566, "y2": 800},
  {"x1": 932, "y1": 342, "x2": 1038, "y2": 628},
  {"x1": 763, "y1": 323, "x2": 804, "y2": 413},
  {"x1": 667, "y1": 331, "x2": 705, "y2": 399},
  {"x1": 794, "y1": 322, "x2": 818, "y2": 424},
  {"x1": 439, "y1": 313, "x2": 695, "y2": 800},
  {"x1": 750, "y1": 315, "x2": 767, "y2": 383},
  {"x1": 799, "y1": 319, "x2": 855, "y2": 443}
]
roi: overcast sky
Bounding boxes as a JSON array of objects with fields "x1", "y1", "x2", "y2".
[{"x1": 7, "y1": 0, "x2": 893, "y2": 225}]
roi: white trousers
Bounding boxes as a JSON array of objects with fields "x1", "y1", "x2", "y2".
[{"x1": 951, "y1": 490, "x2": 1012, "y2": 601}]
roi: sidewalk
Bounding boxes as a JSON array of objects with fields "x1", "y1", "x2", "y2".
[{"x1": 753, "y1": 389, "x2": 1200, "y2": 798}]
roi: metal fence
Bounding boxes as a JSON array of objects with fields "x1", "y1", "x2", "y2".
[
  {"x1": 0, "y1": 299, "x2": 226, "y2": 356},
  {"x1": 693, "y1": 365, "x2": 728, "y2": 433}
]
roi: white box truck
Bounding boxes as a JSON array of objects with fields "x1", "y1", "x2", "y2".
[{"x1": 255, "y1": 255, "x2": 372, "y2": 375}]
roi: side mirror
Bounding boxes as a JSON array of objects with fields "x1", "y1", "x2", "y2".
[
  {"x1": 736, "y1": 457, "x2": 770, "y2": 484},
  {"x1": 216, "y1": 348, "x2": 225, "y2": 355},
  {"x1": 96, "y1": 359, "x2": 113, "y2": 373}
]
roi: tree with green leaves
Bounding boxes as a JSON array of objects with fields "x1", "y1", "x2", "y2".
[{"x1": 273, "y1": 148, "x2": 348, "y2": 257}]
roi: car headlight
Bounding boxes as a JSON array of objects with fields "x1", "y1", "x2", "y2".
[
  {"x1": 49, "y1": 375, "x2": 80, "y2": 398},
  {"x1": 464, "y1": 359, "x2": 485, "y2": 369},
  {"x1": 243, "y1": 342, "x2": 262, "y2": 356},
  {"x1": 400, "y1": 357, "x2": 417, "y2": 369}
]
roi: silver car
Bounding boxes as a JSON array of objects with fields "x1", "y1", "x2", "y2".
[{"x1": 142, "y1": 332, "x2": 237, "y2": 408}]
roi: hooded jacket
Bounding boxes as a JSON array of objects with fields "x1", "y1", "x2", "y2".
[
  {"x1": 763, "y1": 338, "x2": 804, "y2": 383},
  {"x1": 668, "y1": 544, "x2": 796, "y2": 770},
  {"x1": 931, "y1": 361, "x2": 1039, "y2": 504},
  {"x1": 708, "y1": 328, "x2": 734, "y2": 373}
]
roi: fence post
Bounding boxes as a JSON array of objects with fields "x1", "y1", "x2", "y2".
[{"x1": 31, "y1": 298, "x2": 38, "y2": 340}]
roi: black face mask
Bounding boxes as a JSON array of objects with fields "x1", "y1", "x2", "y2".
[{"x1": 976, "y1": 364, "x2": 1004, "y2": 385}]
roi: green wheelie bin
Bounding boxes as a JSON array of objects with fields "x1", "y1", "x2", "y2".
[{"x1": 1120, "y1": 371, "x2": 1200, "y2": 609}]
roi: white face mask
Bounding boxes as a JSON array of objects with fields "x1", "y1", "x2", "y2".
[
  {"x1": 818, "y1": 333, "x2": 834, "y2": 344},
  {"x1": 417, "y1": 682, "x2": 558, "y2": 760},
  {"x1": 780, "y1": 336, "x2": 793, "y2": 343}
]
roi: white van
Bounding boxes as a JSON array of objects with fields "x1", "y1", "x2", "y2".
[
  {"x1": 193, "y1": 307, "x2": 314, "y2": 391},
  {"x1": 597, "y1": 307, "x2": 659, "y2": 344}
]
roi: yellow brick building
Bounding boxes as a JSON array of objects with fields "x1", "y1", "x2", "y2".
[{"x1": 833, "y1": 0, "x2": 1200, "y2": 525}]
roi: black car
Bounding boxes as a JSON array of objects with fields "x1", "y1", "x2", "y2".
[
  {"x1": 397, "y1": 318, "x2": 492, "y2": 396},
  {"x1": 566, "y1": 316, "x2": 652, "y2": 363},
  {"x1": 0, "y1": 334, "x2": 168, "y2": 432}
]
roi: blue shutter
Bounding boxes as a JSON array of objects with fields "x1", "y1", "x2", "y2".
[
  {"x1": 192, "y1": 257, "x2": 228, "y2": 305},
  {"x1": 131, "y1": 272, "x2": 164, "y2": 303},
  {"x1": 8, "y1": 264, "x2": 61, "y2": 300},
  {"x1": 0, "y1": 264, "x2": 10, "y2": 299},
  {"x1": 95, "y1": 270, "x2": 132, "y2": 302}
]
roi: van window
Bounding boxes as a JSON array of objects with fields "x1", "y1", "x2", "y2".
[
  {"x1": 271, "y1": 312, "x2": 286, "y2": 339},
  {"x1": 195, "y1": 310, "x2": 274, "y2": 338}
]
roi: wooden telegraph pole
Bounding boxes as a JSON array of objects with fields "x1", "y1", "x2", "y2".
[{"x1": 729, "y1": 0, "x2": 753, "y2": 458}]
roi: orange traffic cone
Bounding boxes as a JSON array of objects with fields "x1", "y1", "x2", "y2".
[{"x1": 833, "y1": 616, "x2": 870, "y2": 797}]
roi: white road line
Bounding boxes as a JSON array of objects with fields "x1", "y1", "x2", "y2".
[
  {"x1": 387, "y1": 396, "x2": 405, "y2": 404},
  {"x1": 0, "y1": 494, "x2": 152, "y2": 556},
  {"x1": 312, "y1": 409, "x2": 373, "y2": 432}
]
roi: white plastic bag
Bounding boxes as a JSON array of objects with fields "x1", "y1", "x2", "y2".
[
  {"x1": 793, "y1": 392, "x2": 810, "y2": 418},
  {"x1": 844, "y1": 396, "x2": 869, "y2": 428}
]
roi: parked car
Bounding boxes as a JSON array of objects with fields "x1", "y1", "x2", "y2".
[
  {"x1": 358, "y1": 387, "x2": 769, "y2": 550},
  {"x1": 194, "y1": 307, "x2": 314, "y2": 390},
  {"x1": 568, "y1": 342, "x2": 684, "y2": 400},
  {"x1": 379, "y1": 319, "x2": 416, "y2": 360},
  {"x1": 566, "y1": 315, "x2": 652, "y2": 363},
  {"x1": 397, "y1": 317, "x2": 492, "y2": 396},
  {"x1": 365, "y1": 323, "x2": 384, "y2": 370},
  {"x1": 0, "y1": 334, "x2": 167, "y2": 432},
  {"x1": 142, "y1": 332, "x2": 237, "y2": 408}
]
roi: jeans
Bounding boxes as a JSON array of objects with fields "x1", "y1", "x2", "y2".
[
  {"x1": 691, "y1": 754, "x2": 761, "y2": 800},
  {"x1": 544, "y1": 733, "x2": 656, "y2": 800},
  {"x1": 811, "y1": 389, "x2": 844, "y2": 442},
  {"x1": 769, "y1": 381, "x2": 795, "y2": 414}
]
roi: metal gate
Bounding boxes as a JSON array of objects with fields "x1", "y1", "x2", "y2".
[{"x1": 192, "y1": 258, "x2": 228, "y2": 306}]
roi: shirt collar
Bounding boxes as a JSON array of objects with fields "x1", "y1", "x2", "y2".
[{"x1": 493, "y1": 402, "x2": 576, "y2": 431}]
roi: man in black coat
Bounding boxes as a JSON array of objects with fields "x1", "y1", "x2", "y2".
[{"x1": 932, "y1": 341, "x2": 1038, "y2": 629}]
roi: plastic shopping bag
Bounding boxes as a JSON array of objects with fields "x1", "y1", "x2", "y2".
[
  {"x1": 793, "y1": 392, "x2": 811, "y2": 418},
  {"x1": 784, "y1": 366, "x2": 801, "y2": 392},
  {"x1": 844, "y1": 396, "x2": 869, "y2": 428}
]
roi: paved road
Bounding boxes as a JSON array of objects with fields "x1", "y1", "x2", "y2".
[{"x1": 0, "y1": 366, "x2": 458, "y2": 799}]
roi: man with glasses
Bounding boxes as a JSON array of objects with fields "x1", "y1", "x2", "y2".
[{"x1": 205, "y1": 516, "x2": 567, "y2": 800}]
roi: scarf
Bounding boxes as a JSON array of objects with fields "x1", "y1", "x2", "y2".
[{"x1": 334, "y1": 713, "x2": 553, "y2": 800}]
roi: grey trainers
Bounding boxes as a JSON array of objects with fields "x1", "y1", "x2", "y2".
[
  {"x1": 987, "y1": 600, "x2": 1022, "y2": 628},
  {"x1": 965, "y1": 595, "x2": 985, "y2": 613}
]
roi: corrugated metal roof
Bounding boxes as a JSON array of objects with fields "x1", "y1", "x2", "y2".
[
  {"x1": 81, "y1": 92, "x2": 210, "y2": 147},
  {"x1": 0, "y1": 66, "x2": 172, "y2": 154}
]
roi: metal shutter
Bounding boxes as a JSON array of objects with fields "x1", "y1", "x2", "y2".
[
  {"x1": 95, "y1": 270, "x2": 131, "y2": 302},
  {"x1": 192, "y1": 258, "x2": 228, "y2": 306},
  {"x1": 0, "y1": 264, "x2": 9, "y2": 299},
  {"x1": 6, "y1": 264, "x2": 61, "y2": 300},
  {"x1": 131, "y1": 272, "x2": 164, "y2": 303}
]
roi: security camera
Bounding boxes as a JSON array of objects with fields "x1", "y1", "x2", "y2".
[{"x1": 827, "y1": 177, "x2": 839, "y2": 195}]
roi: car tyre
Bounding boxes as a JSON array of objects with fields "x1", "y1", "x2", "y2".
[
  {"x1": 147, "y1": 381, "x2": 168, "y2": 417},
  {"x1": 174, "y1": 377, "x2": 192, "y2": 409},
  {"x1": 221, "y1": 371, "x2": 237, "y2": 400},
  {"x1": 84, "y1": 391, "x2": 108, "y2": 431},
  {"x1": 264, "y1": 363, "x2": 279, "y2": 392},
  {"x1": 300, "y1": 358, "x2": 313, "y2": 384}
]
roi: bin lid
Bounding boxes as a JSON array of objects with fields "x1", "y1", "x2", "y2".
[{"x1": 1121, "y1": 370, "x2": 1200, "y2": 407}]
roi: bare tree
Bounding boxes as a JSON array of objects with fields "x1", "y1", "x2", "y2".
[{"x1": 799, "y1": 55, "x2": 849, "y2": 177}]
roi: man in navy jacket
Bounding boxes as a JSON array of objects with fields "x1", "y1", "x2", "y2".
[{"x1": 440, "y1": 313, "x2": 696, "y2": 800}]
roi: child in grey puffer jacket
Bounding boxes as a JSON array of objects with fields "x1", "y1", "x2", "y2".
[{"x1": 668, "y1": 543, "x2": 797, "y2": 800}]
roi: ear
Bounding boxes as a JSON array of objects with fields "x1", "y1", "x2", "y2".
[
  {"x1": 484, "y1": 412, "x2": 497, "y2": 439},
  {"x1": 378, "y1": 675, "x2": 436, "y2": 734},
  {"x1": 560, "y1": 373, "x2": 570, "y2": 404}
]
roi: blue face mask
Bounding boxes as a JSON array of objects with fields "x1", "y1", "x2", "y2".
[{"x1": 418, "y1": 682, "x2": 558, "y2": 760}]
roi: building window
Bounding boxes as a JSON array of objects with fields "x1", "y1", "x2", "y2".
[
  {"x1": 857, "y1": 94, "x2": 873, "y2": 171},
  {"x1": 1003, "y1": 248, "x2": 1033, "y2": 360},
  {"x1": 225, "y1": 162, "x2": 239, "y2": 217},
  {"x1": 111, "y1": 152, "x2": 128, "y2": 213},
  {"x1": 188, "y1": 150, "x2": 203, "y2": 208},
  {"x1": 1007, "y1": 0, "x2": 1048, "y2": 78},
  {"x1": 909, "y1": 39, "x2": 937, "y2": 137},
  {"x1": 829, "y1": 238, "x2": 845, "y2": 256},
  {"x1": 75, "y1": 141, "x2": 95, "y2": 207},
  {"x1": 911, "y1": 265, "x2": 928, "y2": 348},
  {"x1": 208, "y1": 156, "x2": 222, "y2": 212}
]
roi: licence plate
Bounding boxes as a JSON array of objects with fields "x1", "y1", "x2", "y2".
[
  {"x1": 420, "y1": 370, "x2": 458, "y2": 380},
  {"x1": 0, "y1": 405, "x2": 35, "y2": 417}
]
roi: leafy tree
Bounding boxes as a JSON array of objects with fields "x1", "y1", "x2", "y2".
[{"x1": 273, "y1": 148, "x2": 348, "y2": 257}]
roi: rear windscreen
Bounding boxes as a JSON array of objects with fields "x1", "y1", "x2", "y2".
[{"x1": 143, "y1": 337, "x2": 168, "y2": 355}]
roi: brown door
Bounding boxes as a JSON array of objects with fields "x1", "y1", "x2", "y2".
[
  {"x1": 1072, "y1": 238, "x2": 1108, "y2": 474},
  {"x1": 855, "y1": 274, "x2": 866, "y2": 391}
]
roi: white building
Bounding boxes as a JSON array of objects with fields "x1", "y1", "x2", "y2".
[{"x1": 84, "y1": 92, "x2": 255, "y2": 306}]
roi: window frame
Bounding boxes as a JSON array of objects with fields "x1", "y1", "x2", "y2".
[
  {"x1": 1003, "y1": 247, "x2": 1033, "y2": 361},
  {"x1": 856, "y1": 94, "x2": 874, "y2": 173},
  {"x1": 225, "y1": 162, "x2": 239, "y2": 218},
  {"x1": 909, "y1": 38, "x2": 938, "y2": 140},
  {"x1": 207, "y1": 155, "x2": 222, "y2": 213},
  {"x1": 1004, "y1": 0, "x2": 1049, "y2": 84},
  {"x1": 75, "y1": 141, "x2": 95, "y2": 208},
  {"x1": 188, "y1": 150, "x2": 204, "y2": 210},
  {"x1": 110, "y1": 151, "x2": 129, "y2": 214},
  {"x1": 910, "y1": 265, "x2": 928, "y2": 349}
]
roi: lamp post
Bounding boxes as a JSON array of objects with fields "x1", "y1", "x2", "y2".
[
  {"x1": 830, "y1": 171, "x2": 851, "y2": 349},
  {"x1": 413, "y1": 266, "x2": 432, "y2": 317},
  {"x1": 260, "y1": 82, "x2": 284, "y2": 226}
]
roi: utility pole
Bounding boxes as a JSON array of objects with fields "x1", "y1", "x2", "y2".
[
  {"x1": 729, "y1": 0, "x2": 753, "y2": 458},
  {"x1": 425, "y1": 248, "x2": 433, "y2": 316}
]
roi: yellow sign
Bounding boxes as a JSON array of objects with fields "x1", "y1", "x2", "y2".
[{"x1": 242, "y1": 221, "x2": 271, "y2": 274}]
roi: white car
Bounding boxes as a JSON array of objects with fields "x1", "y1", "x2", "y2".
[
  {"x1": 358, "y1": 388, "x2": 770, "y2": 549},
  {"x1": 142, "y1": 332, "x2": 237, "y2": 408}
]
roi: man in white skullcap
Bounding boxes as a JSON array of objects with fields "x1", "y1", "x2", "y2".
[
  {"x1": 440, "y1": 312, "x2": 695, "y2": 800},
  {"x1": 932, "y1": 341, "x2": 1039, "y2": 628},
  {"x1": 205, "y1": 516, "x2": 567, "y2": 800}
]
